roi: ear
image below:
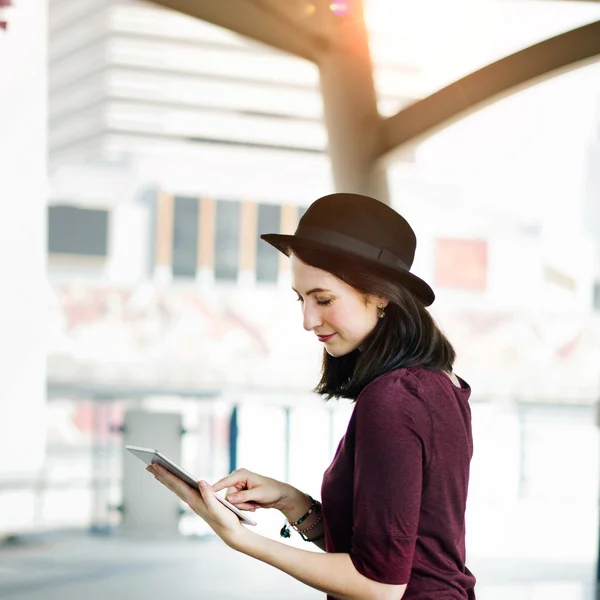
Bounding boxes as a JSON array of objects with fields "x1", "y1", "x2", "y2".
[{"x1": 368, "y1": 295, "x2": 389, "y2": 308}]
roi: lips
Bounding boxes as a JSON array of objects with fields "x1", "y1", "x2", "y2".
[{"x1": 317, "y1": 333, "x2": 336, "y2": 342}]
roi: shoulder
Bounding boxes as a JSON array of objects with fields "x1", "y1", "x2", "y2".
[
  {"x1": 355, "y1": 368, "x2": 430, "y2": 427},
  {"x1": 357, "y1": 367, "x2": 423, "y2": 402}
]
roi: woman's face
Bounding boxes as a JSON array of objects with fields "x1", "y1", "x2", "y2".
[{"x1": 290, "y1": 254, "x2": 387, "y2": 357}]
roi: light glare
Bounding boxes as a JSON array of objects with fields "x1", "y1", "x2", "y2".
[{"x1": 330, "y1": 1, "x2": 350, "y2": 16}]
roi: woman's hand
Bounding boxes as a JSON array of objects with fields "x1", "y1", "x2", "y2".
[
  {"x1": 146, "y1": 464, "x2": 245, "y2": 547},
  {"x1": 212, "y1": 468, "x2": 303, "y2": 515}
]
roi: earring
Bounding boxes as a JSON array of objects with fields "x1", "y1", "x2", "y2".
[{"x1": 378, "y1": 304, "x2": 385, "y2": 319}]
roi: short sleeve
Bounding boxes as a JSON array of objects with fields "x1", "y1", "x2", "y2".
[{"x1": 350, "y1": 372, "x2": 430, "y2": 585}]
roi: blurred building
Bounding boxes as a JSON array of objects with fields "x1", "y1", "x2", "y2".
[
  {"x1": 46, "y1": 0, "x2": 600, "y2": 398},
  {"x1": 24, "y1": 0, "x2": 600, "y2": 555},
  {"x1": 46, "y1": 0, "x2": 423, "y2": 394}
]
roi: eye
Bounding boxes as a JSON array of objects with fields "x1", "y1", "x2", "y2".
[
  {"x1": 317, "y1": 299, "x2": 333, "y2": 307},
  {"x1": 296, "y1": 296, "x2": 304, "y2": 303}
]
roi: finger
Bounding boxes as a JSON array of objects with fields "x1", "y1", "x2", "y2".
[
  {"x1": 229, "y1": 501, "x2": 258, "y2": 511},
  {"x1": 152, "y1": 464, "x2": 194, "y2": 503},
  {"x1": 211, "y1": 473, "x2": 246, "y2": 493},
  {"x1": 198, "y1": 481, "x2": 222, "y2": 512},
  {"x1": 225, "y1": 489, "x2": 257, "y2": 505}
]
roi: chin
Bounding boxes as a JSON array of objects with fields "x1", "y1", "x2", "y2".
[{"x1": 325, "y1": 343, "x2": 358, "y2": 358}]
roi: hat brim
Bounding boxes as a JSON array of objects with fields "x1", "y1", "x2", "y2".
[{"x1": 261, "y1": 233, "x2": 435, "y2": 307}]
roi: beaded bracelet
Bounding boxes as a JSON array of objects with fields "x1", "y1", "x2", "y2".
[
  {"x1": 296, "y1": 510, "x2": 324, "y2": 542},
  {"x1": 280, "y1": 495, "x2": 321, "y2": 540},
  {"x1": 297, "y1": 510, "x2": 323, "y2": 534}
]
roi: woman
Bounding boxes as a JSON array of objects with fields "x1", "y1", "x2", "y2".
[{"x1": 147, "y1": 193, "x2": 477, "y2": 600}]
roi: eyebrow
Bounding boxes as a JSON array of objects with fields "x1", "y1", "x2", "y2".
[{"x1": 292, "y1": 287, "x2": 331, "y2": 296}]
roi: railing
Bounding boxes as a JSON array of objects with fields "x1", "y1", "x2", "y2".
[{"x1": 1, "y1": 394, "x2": 598, "y2": 560}]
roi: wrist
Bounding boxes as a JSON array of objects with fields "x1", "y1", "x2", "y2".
[
  {"x1": 223, "y1": 523, "x2": 255, "y2": 553},
  {"x1": 276, "y1": 484, "x2": 312, "y2": 520},
  {"x1": 283, "y1": 496, "x2": 323, "y2": 542}
]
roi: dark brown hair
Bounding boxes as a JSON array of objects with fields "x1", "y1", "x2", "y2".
[{"x1": 291, "y1": 245, "x2": 456, "y2": 401}]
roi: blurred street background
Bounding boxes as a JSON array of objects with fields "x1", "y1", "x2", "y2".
[{"x1": 2, "y1": 0, "x2": 600, "y2": 598}]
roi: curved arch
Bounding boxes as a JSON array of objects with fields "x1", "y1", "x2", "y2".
[
  {"x1": 146, "y1": 0, "x2": 330, "y2": 62},
  {"x1": 375, "y1": 20, "x2": 600, "y2": 160}
]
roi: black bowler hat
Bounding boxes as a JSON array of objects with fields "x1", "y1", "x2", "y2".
[{"x1": 260, "y1": 193, "x2": 435, "y2": 306}]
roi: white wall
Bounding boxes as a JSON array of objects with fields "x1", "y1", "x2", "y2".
[
  {"x1": 0, "y1": 0, "x2": 48, "y2": 532},
  {"x1": 106, "y1": 202, "x2": 150, "y2": 283}
]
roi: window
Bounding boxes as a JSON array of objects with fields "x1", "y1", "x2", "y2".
[
  {"x1": 172, "y1": 196, "x2": 199, "y2": 278},
  {"x1": 48, "y1": 205, "x2": 108, "y2": 257},
  {"x1": 593, "y1": 282, "x2": 600, "y2": 312},
  {"x1": 214, "y1": 200, "x2": 241, "y2": 281},
  {"x1": 256, "y1": 204, "x2": 281, "y2": 283}
]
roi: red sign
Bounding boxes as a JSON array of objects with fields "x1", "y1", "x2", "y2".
[{"x1": 435, "y1": 238, "x2": 488, "y2": 291}]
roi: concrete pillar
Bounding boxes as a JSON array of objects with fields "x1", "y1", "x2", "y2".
[
  {"x1": 0, "y1": 0, "x2": 48, "y2": 533},
  {"x1": 121, "y1": 411, "x2": 183, "y2": 535},
  {"x1": 154, "y1": 189, "x2": 173, "y2": 284},
  {"x1": 318, "y1": 0, "x2": 389, "y2": 203},
  {"x1": 196, "y1": 195, "x2": 216, "y2": 287},
  {"x1": 106, "y1": 202, "x2": 149, "y2": 283},
  {"x1": 238, "y1": 200, "x2": 258, "y2": 287},
  {"x1": 278, "y1": 204, "x2": 298, "y2": 287}
]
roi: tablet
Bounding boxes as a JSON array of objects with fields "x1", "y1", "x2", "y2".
[{"x1": 126, "y1": 445, "x2": 257, "y2": 526}]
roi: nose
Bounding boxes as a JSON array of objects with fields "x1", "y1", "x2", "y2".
[{"x1": 302, "y1": 302, "x2": 323, "y2": 332}]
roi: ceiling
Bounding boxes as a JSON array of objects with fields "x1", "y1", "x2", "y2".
[
  {"x1": 145, "y1": 0, "x2": 347, "y2": 62},
  {"x1": 145, "y1": 0, "x2": 600, "y2": 158}
]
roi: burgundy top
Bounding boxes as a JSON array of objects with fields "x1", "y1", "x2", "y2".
[{"x1": 321, "y1": 367, "x2": 476, "y2": 600}]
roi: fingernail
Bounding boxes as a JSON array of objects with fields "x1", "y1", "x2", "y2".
[{"x1": 228, "y1": 495, "x2": 237, "y2": 502}]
